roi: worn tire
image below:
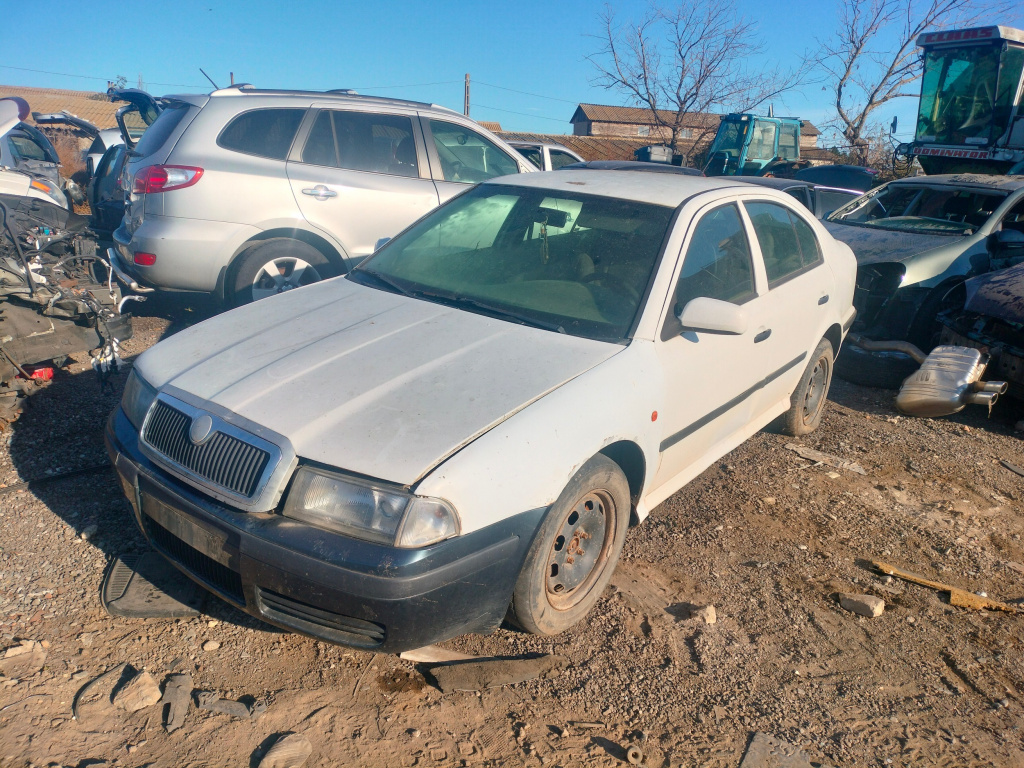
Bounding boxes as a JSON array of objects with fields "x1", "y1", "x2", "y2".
[
  {"x1": 509, "y1": 454, "x2": 630, "y2": 636},
  {"x1": 782, "y1": 339, "x2": 834, "y2": 436},
  {"x1": 229, "y1": 239, "x2": 334, "y2": 306},
  {"x1": 834, "y1": 343, "x2": 918, "y2": 390}
]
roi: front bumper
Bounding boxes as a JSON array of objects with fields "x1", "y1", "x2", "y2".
[{"x1": 105, "y1": 407, "x2": 544, "y2": 652}]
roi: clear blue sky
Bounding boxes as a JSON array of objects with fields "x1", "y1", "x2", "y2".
[{"x1": 4, "y1": 0, "x2": 1023, "y2": 145}]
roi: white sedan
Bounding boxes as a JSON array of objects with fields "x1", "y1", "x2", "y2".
[{"x1": 106, "y1": 171, "x2": 856, "y2": 652}]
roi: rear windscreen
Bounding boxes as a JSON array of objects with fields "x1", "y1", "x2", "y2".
[{"x1": 134, "y1": 103, "x2": 192, "y2": 158}]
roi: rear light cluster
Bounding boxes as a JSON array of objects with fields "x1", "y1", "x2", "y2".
[{"x1": 133, "y1": 165, "x2": 204, "y2": 194}]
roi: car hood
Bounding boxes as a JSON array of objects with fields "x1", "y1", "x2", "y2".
[
  {"x1": 963, "y1": 262, "x2": 1024, "y2": 326},
  {"x1": 136, "y1": 278, "x2": 621, "y2": 486},
  {"x1": 822, "y1": 221, "x2": 955, "y2": 265}
]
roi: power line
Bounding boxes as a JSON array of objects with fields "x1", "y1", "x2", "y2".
[
  {"x1": 475, "y1": 80, "x2": 579, "y2": 105},
  {"x1": 471, "y1": 102, "x2": 566, "y2": 123},
  {"x1": 0, "y1": 64, "x2": 204, "y2": 88},
  {"x1": 349, "y1": 80, "x2": 462, "y2": 91}
]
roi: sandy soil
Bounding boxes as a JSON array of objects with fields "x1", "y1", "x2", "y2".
[{"x1": 1, "y1": 297, "x2": 1023, "y2": 768}]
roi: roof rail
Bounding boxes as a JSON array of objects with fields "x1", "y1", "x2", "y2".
[{"x1": 210, "y1": 84, "x2": 255, "y2": 96}]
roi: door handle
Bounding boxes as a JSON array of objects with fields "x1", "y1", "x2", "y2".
[
  {"x1": 818, "y1": 294, "x2": 830, "y2": 305},
  {"x1": 754, "y1": 328, "x2": 772, "y2": 343},
  {"x1": 301, "y1": 184, "x2": 337, "y2": 200}
]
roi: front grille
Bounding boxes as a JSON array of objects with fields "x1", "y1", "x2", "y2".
[
  {"x1": 258, "y1": 587, "x2": 385, "y2": 647},
  {"x1": 144, "y1": 401, "x2": 269, "y2": 498},
  {"x1": 144, "y1": 513, "x2": 244, "y2": 604}
]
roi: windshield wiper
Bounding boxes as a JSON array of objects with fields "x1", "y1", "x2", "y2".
[
  {"x1": 350, "y1": 269, "x2": 415, "y2": 297},
  {"x1": 413, "y1": 289, "x2": 566, "y2": 334}
]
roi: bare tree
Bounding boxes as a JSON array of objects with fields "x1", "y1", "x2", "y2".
[
  {"x1": 817, "y1": 0, "x2": 1010, "y2": 164},
  {"x1": 588, "y1": 1, "x2": 801, "y2": 162}
]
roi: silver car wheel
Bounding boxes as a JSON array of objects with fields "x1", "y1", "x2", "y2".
[{"x1": 250, "y1": 257, "x2": 322, "y2": 301}]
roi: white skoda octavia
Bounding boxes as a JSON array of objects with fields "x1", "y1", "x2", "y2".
[{"x1": 107, "y1": 171, "x2": 856, "y2": 652}]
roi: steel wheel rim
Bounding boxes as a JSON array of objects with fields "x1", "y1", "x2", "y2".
[
  {"x1": 251, "y1": 257, "x2": 322, "y2": 301},
  {"x1": 802, "y1": 357, "x2": 829, "y2": 424},
  {"x1": 545, "y1": 489, "x2": 617, "y2": 611}
]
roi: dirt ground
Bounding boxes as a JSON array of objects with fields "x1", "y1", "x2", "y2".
[{"x1": 1, "y1": 296, "x2": 1023, "y2": 768}]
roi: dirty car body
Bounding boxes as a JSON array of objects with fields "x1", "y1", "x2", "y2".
[
  {"x1": 106, "y1": 171, "x2": 855, "y2": 652},
  {"x1": 825, "y1": 174, "x2": 1024, "y2": 347},
  {"x1": 939, "y1": 260, "x2": 1024, "y2": 400}
]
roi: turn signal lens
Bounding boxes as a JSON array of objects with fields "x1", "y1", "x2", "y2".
[
  {"x1": 134, "y1": 252, "x2": 157, "y2": 266},
  {"x1": 133, "y1": 165, "x2": 204, "y2": 194}
]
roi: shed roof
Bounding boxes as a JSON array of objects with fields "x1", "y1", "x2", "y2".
[{"x1": 0, "y1": 85, "x2": 120, "y2": 129}]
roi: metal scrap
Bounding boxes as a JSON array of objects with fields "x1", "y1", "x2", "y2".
[
  {"x1": 1001, "y1": 460, "x2": 1024, "y2": 479},
  {"x1": 871, "y1": 560, "x2": 1020, "y2": 613},
  {"x1": 784, "y1": 443, "x2": 866, "y2": 475}
]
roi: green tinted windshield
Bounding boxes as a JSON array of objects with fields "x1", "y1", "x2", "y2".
[
  {"x1": 708, "y1": 120, "x2": 748, "y2": 159},
  {"x1": 916, "y1": 43, "x2": 1012, "y2": 145},
  {"x1": 829, "y1": 183, "x2": 1007, "y2": 234},
  {"x1": 352, "y1": 185, "x2": 675, "y2": 342}
]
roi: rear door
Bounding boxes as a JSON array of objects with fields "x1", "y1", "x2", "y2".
[
  {"x1": 287, "y1": 106, "x2": 439, "y2": 262},
  {"x1": 741, "y1": 199, "x2": 834, "y2": 412},
  {"x1": 420, "y1": 117, "x2": 524, "y2": 204}
]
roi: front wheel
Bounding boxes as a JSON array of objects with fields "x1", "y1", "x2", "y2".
[
  {"x1": 782, "y1": 338, "x2": 834, "y2": 436},
  {"x1": 509, "y1": 454, "x2": 630, "y2": 635},
  {"x1": 230, "y1": 239, "x2": 334, "y2": 306}
]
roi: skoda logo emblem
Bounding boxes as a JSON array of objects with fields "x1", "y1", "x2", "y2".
[{"x1": 189, "y1": 414, "x2": 214, "y2": 445}]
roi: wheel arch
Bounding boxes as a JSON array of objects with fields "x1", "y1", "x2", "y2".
[
  {"x1": 823, "y1": 322, "x2": 843, "y2": 356},
  {"x1": 599, "y1": 440, "x2": 647, "y2": 525},
  {"x1": 220, "y1": 228, "x2": 351, "y2": 298}
]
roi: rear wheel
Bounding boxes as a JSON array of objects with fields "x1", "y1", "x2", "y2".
[
  {"x1": 782, "y1": 338, "x2": 834, "y2": 436},
  {"x1": 230, "y1": 239, "x2": 334, "y2": 306},
  {"x1": 509, "y1": 455, "x2": 630, "y2": 635}
]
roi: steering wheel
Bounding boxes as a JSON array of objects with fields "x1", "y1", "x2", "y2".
[{"x1": 581, "y1": 272, "x2": 641, "y2": 304}]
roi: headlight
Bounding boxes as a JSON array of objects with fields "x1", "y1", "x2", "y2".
[
  {"x1": 29, "y1": 178, "x2": 67, "y2": 209},
  {"x1": 121, "y1": 369, "x2": 157, "y2": 429},
  {"x1": 282, "y1": 466, "x2": 460, "y2": 548}
]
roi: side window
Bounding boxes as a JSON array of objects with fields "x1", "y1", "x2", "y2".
[
  {"x1": 998, "y1": 197, "x2": 1024, "y2": 235},
  {"x1": 8, "y1": 131, "x2": 52, "y2": 163},
  {"x1": 301, "y1": 111, "x2": 338, "y2": 167},
  {"x1": 549, "y1": 150, "x2": 579, "y2": 170},
  {"x1": 746, "y1": 201, "x2": 822, "y2": 286},
  {"x1": 514, "y1": 146, "x2": 543, "y2": 169},
  {"x1": 673, "y1": 203, "x2": 756, "y2": 315},
  {"x1": 428, "y1": 120, "x2": 520, "y2": 183},
  {"x1": 218, "y1": 108, "x2": 305, "y2": 160},
  {"x1": 300, "y1": 111, "x2": 419, "y2": 177}
]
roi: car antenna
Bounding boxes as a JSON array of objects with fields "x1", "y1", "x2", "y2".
[{"x1": 199, "y1": 68, "x2": 220, "y2": 90}]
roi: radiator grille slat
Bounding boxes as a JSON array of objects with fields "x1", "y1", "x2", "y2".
[{"x1": 143, "y1": 401, "x2": 270, "y2": 499}]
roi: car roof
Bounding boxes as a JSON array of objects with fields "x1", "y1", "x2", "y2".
[
  {"x1": 887, "y1": 173, "x2": 1024, "y2": 192},
  {"x1": 484, "y1": 169, "x2": 779, "y2": 207},
  {"x1": 732, "y1": 177, "x2": 812, "y2": 191},
  {"x1": 558, "y1": 160, "x2": 703, "y2": 176},
  {"x1": 186, "y1": 85, "x2": 461, "y2": 115}
]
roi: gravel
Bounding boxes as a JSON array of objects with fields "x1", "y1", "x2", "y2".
[{"x1": 0, "y1": 296, "x2": 1022, "y2": 767}]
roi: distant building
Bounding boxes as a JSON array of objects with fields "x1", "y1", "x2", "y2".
[{"x1": 569, "y1": 102, "x2": 823, "y2": 157}]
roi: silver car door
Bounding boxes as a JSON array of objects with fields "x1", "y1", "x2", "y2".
[{"x1": 287, "y1": 106, "x2": 440, "y2": 263}]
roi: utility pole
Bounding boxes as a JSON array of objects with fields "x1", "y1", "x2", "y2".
[
  {"x1": 464, "y1": 74, "x2": 470, "y2": 117},
  {"x1": 230, "y1": 72, "x2": 234, "y2": 85},
  {"x1": 138, "y1": 73, "x2": 143, "y2": 89}
]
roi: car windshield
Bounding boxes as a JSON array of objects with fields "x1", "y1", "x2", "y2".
[
  {"x1": 827, "y1": 183, "x2": 1007, "y2": 235},
  {"x1": 350, "y1": 184, "x2": 675, "y2": 342}
]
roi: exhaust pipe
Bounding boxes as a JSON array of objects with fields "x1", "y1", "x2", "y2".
[
  {"x1": 846, "y1": 333, "x2": 927, "y2": 364},
  {"x1": 895, "y1": 345, "x2": 1008, "y2": 417}
]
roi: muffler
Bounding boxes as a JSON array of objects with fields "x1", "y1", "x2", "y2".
[{"x1": 895, "y1": 345, "x2": 1007, "y2": 417}]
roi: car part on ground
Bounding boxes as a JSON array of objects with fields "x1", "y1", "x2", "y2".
[
  {"x1": 507, "y1": 140, "x2": 584, "y2": 171},
  {"x1": 105, "y1": 171, "x2": 856, "y2": 651},
  {"x1": 110, "y1": 85, "x2": 534, "y2": 306},
  {"x1": 895, "y1": 345, "x2": 1006, "y2": 417},
  {"x1": 938, "y1": 259, "x2": 1024, "y2": 401}
]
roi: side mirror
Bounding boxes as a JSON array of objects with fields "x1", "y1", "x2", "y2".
[
  {"x1": 677, "y1": 297, "x2": 748, "y2": 335},
  {"x1": 986, "y1": 229, "x2": 1024, "y2": 254}
]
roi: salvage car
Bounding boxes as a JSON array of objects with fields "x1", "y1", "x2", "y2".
[
  {"x1": 106, "y1": 171, "x2": 856, "y2": 652},
  {"x1": 824, "y1": 174, "x2": 1024, "y2": 386},
  {"x1": 938, "y1": 246, "x2": 1024, "y2": 401},
  {"x1": 736, "y1": 177, "x2": 862, "y2": 219},
  {"x1": 0, "y1": 101, "x2": 132, "y2": 419},
  {"x1": 110, "y1": 85, "x2": 534, "y2": 306}
]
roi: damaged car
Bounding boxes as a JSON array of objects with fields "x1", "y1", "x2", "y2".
[
  {"x1": 106, "y1": 171, "x2": 856, "y2": 652},
  {"x1": 0, "y1": 101, "x2": 133, "y2": 420},
  {"x1": 937, "y1": 247, "x2": 1024, "y2": 402},
  {"x1": 824, "y1": 174, "x2": 1024, "y2": 387}
]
